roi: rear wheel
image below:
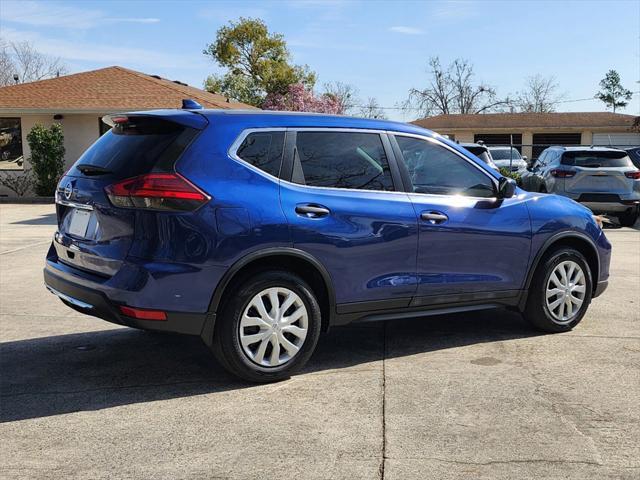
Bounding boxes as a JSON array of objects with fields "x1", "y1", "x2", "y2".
[
  {"x1": 617, "y1": 209, "x2": 639, "y2": 227},
  {"x1": 211, "y1": 271, "x2": 322, "y2": 383},
  {"x1": 524, "y1": 247, "x2": 592, "y2": 332}
]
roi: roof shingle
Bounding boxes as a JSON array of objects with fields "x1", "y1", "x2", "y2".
[
  {"x1": 412, "y1": 112, "x2": 637, "y2": 130},
  {"x1": 0, "y1": 66, "x2": 256, "y2": 111}
]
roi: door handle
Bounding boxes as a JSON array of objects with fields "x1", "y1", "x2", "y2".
[
  {"x1": 295, "y1": 204, "x2": 330, "y2": 218},
  {"x1": 420, "y1": 211, "x2": 448, "y2": 224}
]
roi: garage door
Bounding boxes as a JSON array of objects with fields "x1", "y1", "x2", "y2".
[
  {"x1": 532, "y1": 133, "x2": 581, "y2": 158},
  {"x1": 592, "y1": 133, "x2": 640, "y2": 147}
]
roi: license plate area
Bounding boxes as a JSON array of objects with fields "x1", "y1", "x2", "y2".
[{"x1": 68, "y1": 209, "x2": 92, "y2": 238}]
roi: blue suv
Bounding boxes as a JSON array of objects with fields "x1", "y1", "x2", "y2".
[{"x1": 44, "y1": 107, "x2": 611, "y2": 382}]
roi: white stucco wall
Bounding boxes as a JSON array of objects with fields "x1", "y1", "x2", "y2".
[{"x1": 0, "y1": 113, "x2": 104, "y2": 197}]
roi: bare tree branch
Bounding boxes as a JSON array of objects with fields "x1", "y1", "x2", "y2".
[
  {"x1": 358, "y1": 97, "x2": 386, "y2": 119},
  {"x1": 515, "y1": 75, "x2": 563, "y2": 112},
  {"x1": 323, "y1": 81, "x2": 359, "y2": 115},
  {"x1": 0, "y1": 37, "x2": 67, "y2": 86},
  {"x1": 406, "y1": 57, "x2": 508, "y2": 117}
]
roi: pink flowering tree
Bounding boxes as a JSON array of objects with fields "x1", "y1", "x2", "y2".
[{"x1": 263, "y1": 83, "x2": 343, "y2": 114}]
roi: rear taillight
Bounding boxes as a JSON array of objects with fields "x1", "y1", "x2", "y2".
[
  {"x1": 550, "y1": 169, "x2": 576, "y2": 178},
  {"x1": 105, "y1": 173, "x2": 210, "y2": 211},
  {"x1": 624, "y1": 170, "x2": 640, "y2": 179}
]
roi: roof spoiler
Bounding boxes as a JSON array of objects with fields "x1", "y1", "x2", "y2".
[{"x1": 102, "y1": 109, "x2": 208, "y2": 130}]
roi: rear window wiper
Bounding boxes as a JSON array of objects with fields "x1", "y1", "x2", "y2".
[{"x1": 76, "y1": 164, "x2": 112, "y2": 176}]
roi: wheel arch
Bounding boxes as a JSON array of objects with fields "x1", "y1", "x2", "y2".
[
  {"x1": 208, "y1": 248, "x2": 336, "y2": 333},
  {"x1": 524, "y1": 231, "x2": 600, "y2": 293}
]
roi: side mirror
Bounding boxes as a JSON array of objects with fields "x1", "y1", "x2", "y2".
[
  {"x1": 522, "y1": 155, "x2": 528, "y2": 162},
  {"x1": 498, "y1": 177, "x2": 517, "y2": 199}
]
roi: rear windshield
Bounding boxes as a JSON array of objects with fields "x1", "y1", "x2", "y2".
[
  {"x1": 561, "y1": 151, "x2": 633, "y2": 168},
  {"x1": 68, "y1": 117, "x2": 198, "y2": 179},
  {"x1": 490, "y1": 148, "x2": 522, "y2": 160}
]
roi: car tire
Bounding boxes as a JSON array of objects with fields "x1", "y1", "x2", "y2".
[
  {"x1": 617, "y1": 210, "x2": 639, "y2": 228},
  {"x1": 524, "y1": 247, "x2": 592, "y2": 333},
  {"x1": 210, "y1": 270, "x2": 322, "y2": 383}
]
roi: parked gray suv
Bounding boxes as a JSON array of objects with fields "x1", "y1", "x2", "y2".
[{"x1": 521, "y1": 146, "x2": 640, "y2": 226}]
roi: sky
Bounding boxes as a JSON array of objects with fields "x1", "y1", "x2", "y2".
[{"x1": 1, "y1": 0, "x2": 639, "y2": 120}]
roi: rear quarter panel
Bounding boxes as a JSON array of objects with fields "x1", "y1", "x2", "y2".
[{"x1": 175, "y1": 120, "x2": 292, "y2": 267}]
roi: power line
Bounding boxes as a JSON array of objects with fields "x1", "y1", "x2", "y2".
[{"x1": 346, "y1": 91, "x2": 640, "y2": 112}]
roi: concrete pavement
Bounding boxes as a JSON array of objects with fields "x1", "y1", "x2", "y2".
[{"x1": 1, "y1": 204, "x2": 638, "y2": 479}]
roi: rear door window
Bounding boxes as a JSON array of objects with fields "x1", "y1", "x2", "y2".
[
  {"x1": 293, "y1": 131, "x2": 394, "y2": 191},
  {"x1": 68, "y1": 117, "x2": 198, "y2": 179},
  {"x1": 236, "y1": 132, "x2": 285, "y2": 177},
  {"x1": 561, "y1": 151, "x2": 634, "y2": 168}
]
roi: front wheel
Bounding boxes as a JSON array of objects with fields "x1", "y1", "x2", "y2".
[
  {"x1": 211, "y1": 271, "x2": 322, "y2": 383},
  {"x1": 524, "y1": 248, "x2": 593, "y2": 332}
]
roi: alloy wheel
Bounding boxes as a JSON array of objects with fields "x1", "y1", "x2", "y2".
[{"x1": 239, "y1": 287, "x2": 309, "y2": 367}]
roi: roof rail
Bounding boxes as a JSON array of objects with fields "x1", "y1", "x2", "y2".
[{"x1": 182, "y1": 99, "x2": 203, "y2": 110}]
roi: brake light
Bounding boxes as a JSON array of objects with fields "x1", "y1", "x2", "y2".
[
  {"x1": 550, "y1": 169, "x2": 576, "y2": 178},
  {"x1": 624, "y1": 170, "x2": 640, "y2": 179},
  {"x1": 120, "y1": 306, "x2": 167, "y2": 321},
  {"x1": 111, "y1": 116, "x2": 129, "y2": 124},
  {"x1": 105, "y1": 173, "x2": 210, "y2": 211}
]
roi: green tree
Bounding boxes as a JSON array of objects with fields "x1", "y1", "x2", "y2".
[
  {"x1": 595, "y1": 70, "x2": 633, "y2": 113},
  {"x1": 26, "y1": 123, "x2": 65, "y2": 196},
  {"x1": 203, "y1": 18, "x2": 315, "y2": 107}
]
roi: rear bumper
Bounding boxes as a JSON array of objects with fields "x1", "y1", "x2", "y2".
[
  {"x1": 581, "y1": 202, "x2": 639, "y2": 214},
  {"x1": 44, "y1": 263, "x2": 210, "y2": 336},
  {"x1": 561, "y1": 192, "x2": 640, "y2": 214}
]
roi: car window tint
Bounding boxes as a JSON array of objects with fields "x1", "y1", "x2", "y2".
[
  {"x1": 293, "y1": 131, "x2": 394, "y2": 191},
  {"x1": 561, "y1": 151, "x2": 634, "y2": 168},
  {"x1": 396, "y1": 136, "x2": 495, "y2": 198},
  {"x1": 236, "y1": 132, "x2": 284, "y2": 177}
]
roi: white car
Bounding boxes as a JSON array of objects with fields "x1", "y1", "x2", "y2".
[{"x1": 489, "y1": 147, "x2": 528, "y2": 172}]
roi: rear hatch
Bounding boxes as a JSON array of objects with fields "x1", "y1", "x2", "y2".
[
  {"x1": 562, "y1": 150, "x2": 636, "y2": 196},
  {"x1": 53, "y1": 112, "x2": 207, "y2": 277}
]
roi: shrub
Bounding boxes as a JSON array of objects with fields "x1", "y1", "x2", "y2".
[
  {"x1": 26, "y1": 123, "x2": 65, "y2": 196},
  {"x1": 0, "y1": 169, "x2": 34, "y2": 196},
  {"x1": 498, "y1": 167, "x2": 522, "y2": 186}
]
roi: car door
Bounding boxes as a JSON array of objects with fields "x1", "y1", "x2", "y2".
[
  {"x1": 390, "y1": 134, "x2": 531, "y2": 304},
  {"x1": 279, "y1": 129, "x2": 418, "y2": 308}
]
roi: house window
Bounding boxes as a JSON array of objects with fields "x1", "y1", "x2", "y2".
[
  {"x1": 0, "y1": 118, "x2": 24, "y2": 170},
  {"x1": 98, "y1": 117, "x2": 111, "y2": 136}
]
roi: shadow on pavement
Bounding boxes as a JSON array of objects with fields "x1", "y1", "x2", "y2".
[
  {"x1": 10, "y1": 213, "x2": 57, "y2": 226},
  {"x1": 1, "y1": 309, "x2": 538, "y2": 422}
]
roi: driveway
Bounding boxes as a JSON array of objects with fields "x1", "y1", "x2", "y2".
[{"x1": 1, "y1": 204, "x2": 638, "y2": 479}]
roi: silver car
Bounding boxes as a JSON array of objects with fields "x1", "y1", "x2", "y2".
[
  {"x1": 521, "y1": 146, "x2": 640, "y2": 226},
  {"x1": 488, "y1": 146, "x2": 528, "y2": 172}
]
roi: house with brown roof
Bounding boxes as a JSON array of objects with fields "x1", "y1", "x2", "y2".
[
  {"x1": 413, "y1": 112, "x2": 640, "y2": 159},
  {"x1": 0, "y1": 66, "x2": 254, "y2": 196}
]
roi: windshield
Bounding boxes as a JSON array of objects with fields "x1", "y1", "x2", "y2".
[
  {"x1": 561, "y1": 151, "x2": 634, "y2": 168},
  {"x1": 490, "y1": 148, "x2": 522, "y2": 160}
]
